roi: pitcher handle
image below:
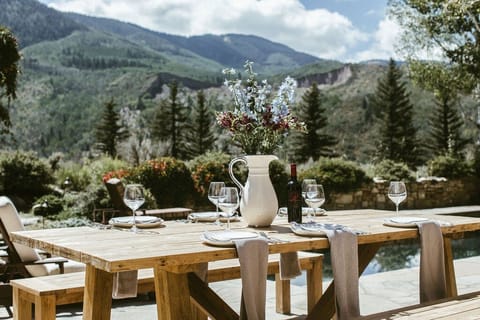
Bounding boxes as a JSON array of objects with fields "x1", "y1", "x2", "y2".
[{"x1": 229, "y1": 157, "x2": 246, "y2": 195}]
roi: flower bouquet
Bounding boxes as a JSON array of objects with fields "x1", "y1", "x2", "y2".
[{"x1": 217, "y1": 61, "x2": 306, "y2": 155}]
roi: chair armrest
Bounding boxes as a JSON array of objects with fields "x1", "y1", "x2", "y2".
[
  {"x1": 35, "y1": 249, "x2": 52, "y2": 258},
  {"x1": 28, "y1": 257, "x2": 67, "y2": 274}
]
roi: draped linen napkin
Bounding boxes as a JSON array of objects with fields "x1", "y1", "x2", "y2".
[
  {"x1": 112, "y1": 270, "x2": 138, "y2": 299},
  {"x1": 416, "y1": 221, "x2": 447, "y2": 303},
  {"x1": 234, "y1": 237, "x2": 269, "y2": 320},
  {"x1": 279, "y1": 252, "x2": 301, "y2": 280},
  {"x1": 324, "y1": 229, "x2": 360, "y2": 320}
]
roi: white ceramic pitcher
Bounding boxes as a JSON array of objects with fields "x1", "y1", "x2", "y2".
[{"x1": 228, "y1": 155, "x2": 279, "y2": 227}]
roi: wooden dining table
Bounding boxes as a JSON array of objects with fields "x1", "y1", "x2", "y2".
[{"x1": 10, "y1": 206, "x2": 480, "y2": 320}]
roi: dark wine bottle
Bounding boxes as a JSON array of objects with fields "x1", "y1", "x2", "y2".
[{"x1": 287, "y1": 163, "x2": 302, "y2": 223}]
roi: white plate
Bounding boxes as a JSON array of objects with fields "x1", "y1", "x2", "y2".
[
  {"x1": 277, "y1": 207, "x2": 326, "y2": 216},
  {"x1": 188, "y1": 212, "x2": 240, "y2": 223},
  {"x1": 383, "y1": 216, "x2": 429, "y2": 228},
  {"x1": 201, "y1": 231, "x2": 259, "y2": 246},
  {"x1": 290, "y1": 222, "x2": 345, "y2": 237},
  {"x1": 109, "y1": 216, "x2": 164, "y2": 228}
]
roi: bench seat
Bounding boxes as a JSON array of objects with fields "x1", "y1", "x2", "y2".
[
  {"x1": 361, "y1": 291, "x2": 480, "y2": 319},
  {"x1": 11, "y1": 252, "x2": 322, "y2": 320}
]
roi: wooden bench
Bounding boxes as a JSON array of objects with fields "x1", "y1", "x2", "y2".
[
  {"x1": 361, "y1": 291, "x2": 480, "y2": 319},
  {"x1": 11, "y1": 252, "x2": 322, "y2": 320}
]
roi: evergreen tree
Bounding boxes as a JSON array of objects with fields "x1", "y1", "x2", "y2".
[
  {"x1": 185, "y1": 90, "x2": 215, "y2": 159},
  {"x1": 429, "y1": 91, "x2": 468, "y2": 158},
  {"x1": 0, "y1": 26, "x2": 21, "y2": 134},
  {"x1": 290, "y1": 82, "x2": 336, "y2": 162},
  {"x1": 95, "y1": 98, "x2": 127, "y2": 158},
  {"x1": 152, "y1": 80, "x2": 187, "y2": 158},
  {"x1": 373, "y1": 58, "x2": 420, "y2": 167}
]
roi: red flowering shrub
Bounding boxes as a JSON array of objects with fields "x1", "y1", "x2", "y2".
[
  {"x1": 188, "y1": 152, "x2": 232, "y2": 207},
  {"x1": 102, "y1": 169, "x2": 131, "y2": 183}
]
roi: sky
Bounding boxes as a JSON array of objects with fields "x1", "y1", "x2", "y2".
[{"x1": 38, "y1": 0, "x2": 401, "y2": 62}]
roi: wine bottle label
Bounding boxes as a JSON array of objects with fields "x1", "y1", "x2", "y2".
[{"x1": 287, "y1": 190, "x2": 302, "y2": 223}]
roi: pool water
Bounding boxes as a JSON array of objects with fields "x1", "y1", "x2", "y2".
[{"x1": 289, "y1": 231, "x2": 480, "y2": 285}]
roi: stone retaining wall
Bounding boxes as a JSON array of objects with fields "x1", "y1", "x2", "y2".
[{"x1": 325, "y1": 177, "x2": 480, "y2": 210}]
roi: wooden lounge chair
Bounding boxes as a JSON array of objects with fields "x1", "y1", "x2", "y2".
[
  {"x1": 0, "y1": 196, "x2": 85, "y2": 315},
  {"x1": 104, "y1": 178, "x2": 192, "y2": 220}
]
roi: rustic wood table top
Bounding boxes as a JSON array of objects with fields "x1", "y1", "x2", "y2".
[{"x1": 10, "y1": 206, "x2": 480, "y2": 320}]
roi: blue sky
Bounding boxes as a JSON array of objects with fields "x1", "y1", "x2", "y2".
[{"x1": 38, "y1": 0, "x2": 398, "y2": 62}]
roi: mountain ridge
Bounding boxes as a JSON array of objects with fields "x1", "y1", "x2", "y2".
[{"x1": 4, "y1": 0, "x2": 475, "y2": 164}]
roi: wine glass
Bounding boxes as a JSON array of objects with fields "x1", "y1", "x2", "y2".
[
  {"x1": 208, "y1": 182, "x2": 225, "y2": 223},
  {"x1": 388, "y1": 181, "x2": 407, "y2": 215},
  {"x1": 217, "y1": 187, "x2": 239, "y2": 230},
  {"x1": 304, "y1": 184, "x2": 325, "y2": 222},
  {"x1": 302, "y1": 179, "x2": 317, "y2": 220},
  {"x1": 123, "y1": 184, "x2": 145, "y2": 233}
]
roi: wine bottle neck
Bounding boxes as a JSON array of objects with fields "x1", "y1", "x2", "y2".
[{"x1": 290, "y1": 164, "x2": 297, "y2": 179}]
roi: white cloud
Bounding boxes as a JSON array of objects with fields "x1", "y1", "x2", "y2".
[
  {"x1": 353, "y1": 16, "x2": 401, "y2": 62},
  {"x1": 42, "y1": 0, "x2": 370, "y2": 61}
]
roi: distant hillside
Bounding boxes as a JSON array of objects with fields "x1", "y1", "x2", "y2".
[
  {"x1": 2, "y1": 0, "x2": 477, "y2": 163},
  {"x1": 65, "y1": 13, "x2": 322, "y2": 74},
  {"x1": 0, "y1": 0, "x2": 86, "y2": 47}
]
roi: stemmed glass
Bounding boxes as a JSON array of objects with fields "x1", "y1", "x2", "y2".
[
  {"x1": 217, "y1": 187, "x2": 239, "y2": 230},
  {"x1": 388, "y1": 181, "x2": 407, "y2": 215},
  {"x1": 208, "y1": 182, "x2": 225, "y2": 223},
  {"x1": 302, "y1": 179, "x2": 317, "y2": 221},
  {"x1": 304, "y1": 184, "x2": 325, "y2": 222},
  {"x1": 123, "y1": 184, "x2": 145, "y2": 233}
]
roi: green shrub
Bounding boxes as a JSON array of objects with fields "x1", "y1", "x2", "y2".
[
  {"x1": 299, "y1": 158, "x2": 368, "y2": 193},
  {"x1": 33, "y1": 194, "x2": 64, "y2": 218},
  {"x1": 472, "y1": 146, "x2": 480, "y2": 178},
  {"x1": 131, "y1": 157, "x2": 194, "y2": 207},
  {"x1": 55, "y1": 162, "x2": 92, "y2": 192},
  {"x1": 428, "y1": 155, "x2": 473, "y2": 179},
  {"x1": 373, "y1": 160, "x2": 414, "y2": 182},
  {"x1": 56, "y1": 157, "x2": 131, "y2": 219},
  {"x1": 188, "y1": 152, "x2": 232, "y2": 207},
  {"x1": 0, "y1": 151, "x2": 55, "y2": 207},
  {"x1": 269, "y1": 160, "x2": 289, "y2": 206}
]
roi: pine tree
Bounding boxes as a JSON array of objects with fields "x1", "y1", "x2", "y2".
[
  {"x1": 152, "y1": 80, "x2": 187, "y2": 158},
  {"x1": 95, "y1": 98, "x2": 127, "y2": 158},
  {"x1": 429, "y1": 91, "x2": 468, "y2": 158},
  {"x1": 373, "y1": 58, "x2": 420, "y2": 167},
  {"x1": 185, "y1": 90, "x2": 215, "y2": 159},
  {"x1": 0, "y1": 26, "x2": 21, "y2": 134},
  {"x1": 290, "y1": 82, "x2": 337, "y2": 162}
]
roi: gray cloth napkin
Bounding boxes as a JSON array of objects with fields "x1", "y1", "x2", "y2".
[
  {"x1": 325, "y1": 229, "x2": 360, "y2": 320},
  {"x1": 234, "y1": 237, "x2": 269, "y2": 320},
  {"x1": 112, "y1": 270, "x2": 138, "y2": 299},
  {"x1": 416, "y1": 221, "x2": 447, "y2": 303},
  {"x1": 279, "y1": 252, "x2": 301, "y2": 280}
]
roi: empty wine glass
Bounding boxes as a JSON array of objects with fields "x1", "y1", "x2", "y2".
[
  {"x1": 217, "y1": 187, "x2": 239, "y2": 230},
  {"x1": 388, "y1": 181, "x2": 407, "y2": 215},
  {"x1": 302, "y1": 179, "x2": 317, "y2": 220},
  {"x1": 208, "y1": 181, "x2": 225, "y2": 223},
  {"x1": 305, "y1": 184, "x2": 325, "y2": 222},
  {"x1": 123, "y1": 184, "x2": 145, "y2": 233}
]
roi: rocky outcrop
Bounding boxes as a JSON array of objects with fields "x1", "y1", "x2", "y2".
[{"x1": 297, "y1": 64, "x2": 352, "y2": 88}]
